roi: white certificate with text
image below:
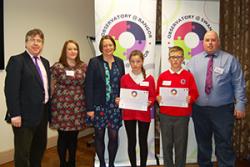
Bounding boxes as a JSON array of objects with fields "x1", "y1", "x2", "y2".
[
  {"x1": 159, "y1": 87, "x2": 189, "y2": 107},
  {"x1": 119, "y1": 88, "x2": 149, "y2": 111}
]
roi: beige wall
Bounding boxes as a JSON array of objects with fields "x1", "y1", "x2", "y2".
[{"x1": 0, "y1": 0, "x2": 94, "y2": 164}]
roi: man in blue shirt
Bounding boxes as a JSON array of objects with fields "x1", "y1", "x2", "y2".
[{"x1": 187, "y1": 30, "x2": 247, "y2": 167}]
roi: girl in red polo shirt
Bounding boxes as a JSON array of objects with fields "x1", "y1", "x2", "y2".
[{"x1": 116, "y1": 50, "x2": 155, "y2": 167}]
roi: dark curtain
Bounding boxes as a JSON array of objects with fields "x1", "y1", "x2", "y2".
[{"x1": 220, "y1": 0, "x2": 250, "y2": 160}]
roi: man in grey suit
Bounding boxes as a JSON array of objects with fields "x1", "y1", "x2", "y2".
[{"x1": 4, "y1": 28, "x2": 50, "y2": 167}]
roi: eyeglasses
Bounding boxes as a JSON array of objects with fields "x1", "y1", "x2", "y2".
[
  {"x1": 28, "y1": 38, "x2": 43, "y2": 44},
  {"x1": 169, "y1": 56, "x2": 183, "y2": 60}
]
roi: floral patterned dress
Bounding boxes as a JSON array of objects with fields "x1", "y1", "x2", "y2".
[
  {"x1": 92, "y1": 62, "x2": 122, "y2": 130},
  {"x1": 50, "y1": 62, "x2": 87, "y2": 131}
]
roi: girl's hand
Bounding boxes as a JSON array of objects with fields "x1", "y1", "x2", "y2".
[{"x1": 148, "y1": 100, "x2": 152, "y2": 107}]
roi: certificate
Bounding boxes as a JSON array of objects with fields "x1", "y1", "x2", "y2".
[
  {"x1": 159, "y1": 87, "x2": 189, "y2": 107},
  {"x1": 119, "y1": 88, "x2": 149, "y2": 111}
]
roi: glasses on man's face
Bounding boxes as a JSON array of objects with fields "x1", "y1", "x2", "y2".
[
  {"x1": 28, "y1": 38, "x2": 43, "y2": 44},
  {"x1": 169, "y1": 56, "x2": 183, "y2": 60}
]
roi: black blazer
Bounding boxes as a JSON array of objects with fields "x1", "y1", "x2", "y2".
[
  {"x1": 85, "y1": 55, "x2": 125, "y2": 111},
  {"x1": 4, "y1": 51, "x2": 51, "y2": 127}
]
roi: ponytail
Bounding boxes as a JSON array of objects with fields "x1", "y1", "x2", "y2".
[{"x1": 142, "y1": 66, "x2": 146, "y2": 79}]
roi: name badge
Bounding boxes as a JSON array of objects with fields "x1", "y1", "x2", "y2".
[
  {"x1": 66, "y1": 70, "x2": 75, "y2": 77},
  {"x1": 214, "y1": 67, "x2": 224, "y2": 74},
  {"x1": 140, "y1": 81, "x2": 149, "y2": 87},
  {"x1": 162, "y1": 80, "x2": 171, "y2": 86}
]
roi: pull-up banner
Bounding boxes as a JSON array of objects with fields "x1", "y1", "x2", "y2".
[
  {"x1": 95, "y1": 0, "x2": 157, "y2": 166},
  {"x1": 161, "y1": 0, "x2": 220, "y2": 71},
  {"x1": 161, "y1": 0, "x2": 220, "y2": 163},
  {"x1": 95, "y1": 0, "x2": 156, "y2": 75}
]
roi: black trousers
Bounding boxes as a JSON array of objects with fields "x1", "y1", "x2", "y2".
[
  {"x1": 124, "y1": 120, "x2": 150, "y2": 167},
  {"x1": 57, "y1": 130, "x2": 79, "y2": 167},
  {"x1": 12, "y1": 104, "x2": 48, "y2": 167}
]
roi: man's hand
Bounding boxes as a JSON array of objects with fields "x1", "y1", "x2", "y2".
[
  {"x1": 11, "y1": 116, "x2": 22, "y2": 127},
  {"x1": 234, "y1": 110, "x2": 245, "y2": 119}
]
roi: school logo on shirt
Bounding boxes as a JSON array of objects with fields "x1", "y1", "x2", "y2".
[{"x1": 180, "y1": 79, "x2": 186, "y2": 85}]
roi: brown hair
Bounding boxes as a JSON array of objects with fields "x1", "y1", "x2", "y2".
[
  {"x1": 129, "y1": 50, "x2": 146, "y2": 79},
  {"x1": 99, "y1": 35, "x2": 116, "y2": 53},
  {"x1": 168, "y1": 46, "x2": 184, "y2": 57},
  {"x1": 59, "y1": 40, "x2": 82, "y2": 67},
  {"x1": 25, "y1": 28, "x2": 44, "y2": 43}
]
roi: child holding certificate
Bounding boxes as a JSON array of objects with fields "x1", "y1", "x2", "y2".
[
  {"x1": 156, "y1": 46, "x2": 199, "y2": 167},
  {"x1": 116, "y1": 50, "x2": 155, "y2": 167}
]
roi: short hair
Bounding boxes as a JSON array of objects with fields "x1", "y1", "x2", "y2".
[
  {"x1": 59, "y1": 40, "x2": 82, "y2": 67},
  {"x1": 169, "y1": 46, "x2": 184, "y2": 56},
  {"x1": 25, "y1": 28, "x2": 44, "y2": 43},
  {"x1": 99, "y1": 35, "x2": 116, "y2": 53}
]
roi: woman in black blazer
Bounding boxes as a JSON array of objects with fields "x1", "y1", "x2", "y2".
[{"x1": 85, "y1": 35, "x2": 125, "y2": 167}]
